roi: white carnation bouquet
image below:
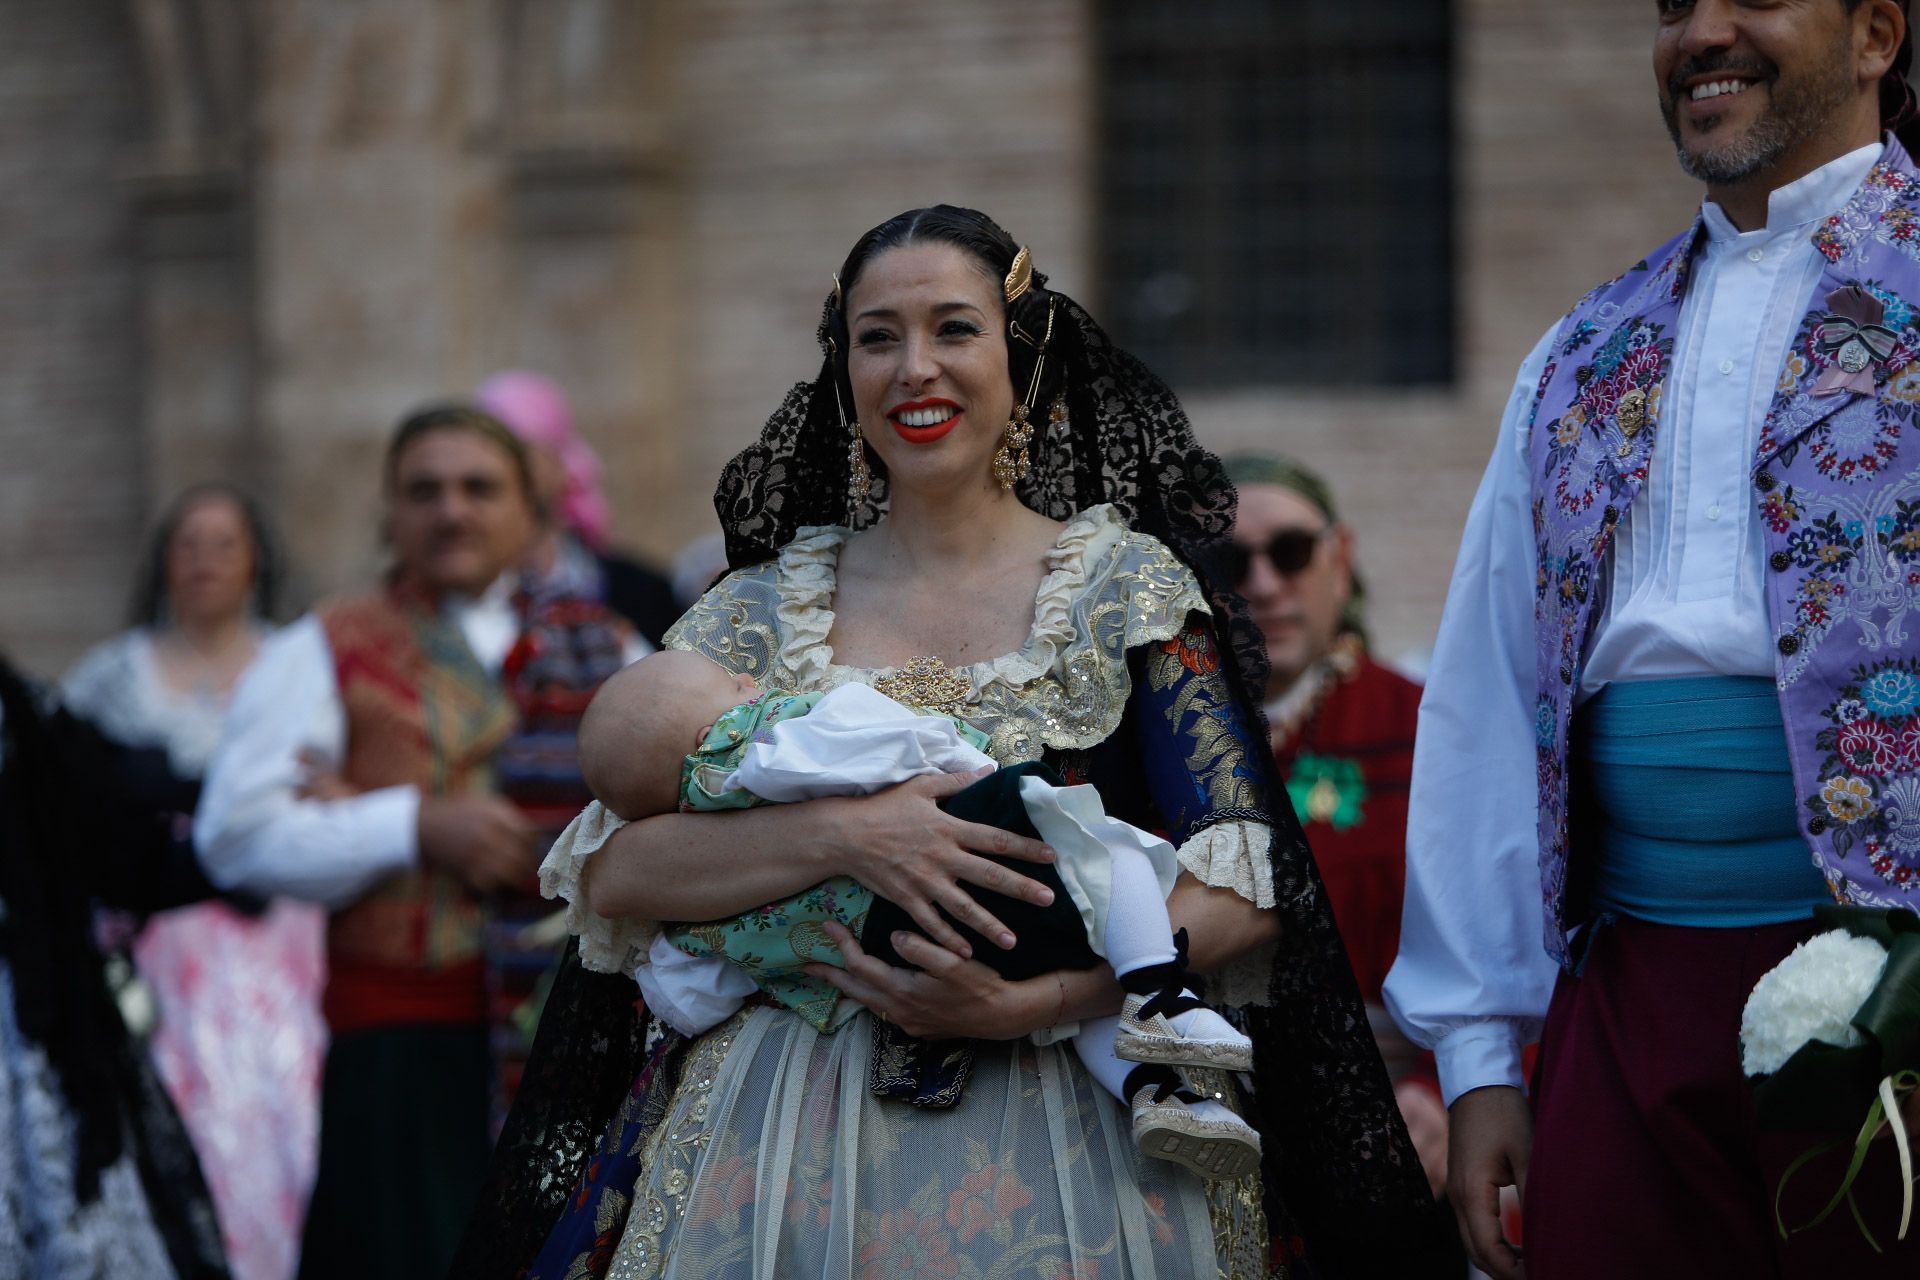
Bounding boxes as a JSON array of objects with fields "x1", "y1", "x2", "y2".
[{"x1": 1739, "y1": 907, "x2": 1920, "y2": 1251}]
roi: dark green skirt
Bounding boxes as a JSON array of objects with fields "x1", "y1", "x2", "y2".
[{"x1": 297, "y1": 1022, "x2": 491, "y2": 1280}]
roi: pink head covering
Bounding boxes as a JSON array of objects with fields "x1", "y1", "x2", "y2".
[{"x1": 476, "y1": 370, "x2": 614, "y2": 550}]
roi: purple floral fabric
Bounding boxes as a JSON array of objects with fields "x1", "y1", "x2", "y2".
[{"x1": 1528, "y1": 137, "x2": 1920, "y2": 964}]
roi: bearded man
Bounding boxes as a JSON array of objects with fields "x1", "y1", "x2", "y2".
[{"x1": 1384, "y1": 3, "x2": 1920, "y2": 1275}]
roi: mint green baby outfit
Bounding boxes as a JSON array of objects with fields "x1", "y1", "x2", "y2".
[{"x1": 662, "y1": 691, "x2": 991, "y2": 1031}]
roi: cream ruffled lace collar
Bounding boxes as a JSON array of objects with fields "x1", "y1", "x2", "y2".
[{"x1": 769, "y1": 502, "x2": 1129, "y2": 695}]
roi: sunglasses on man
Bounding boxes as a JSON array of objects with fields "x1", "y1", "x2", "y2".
[{"x1": 1226, "y1": 527, "x2": 1328, "y2": 584}]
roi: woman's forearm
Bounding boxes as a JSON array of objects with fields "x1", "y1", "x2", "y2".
[
  {"x1": 1167, "y1": 872, "x2": 1280, "y2": 974},
  {"x1": 585, "y1": 800, "x2": 846, "y2": 921}
]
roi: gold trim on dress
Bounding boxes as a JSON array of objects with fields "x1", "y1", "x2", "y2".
[{"x1": 872, "y1": 656, "x2": 973, "y2": 717}]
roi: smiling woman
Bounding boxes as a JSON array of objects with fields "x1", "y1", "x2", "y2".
[{"x1": 455, "y1": 205, "x2": 1446, "y2": 1279}]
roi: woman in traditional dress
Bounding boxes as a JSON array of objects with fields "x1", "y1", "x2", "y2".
[
  {"x1": 456, "y1": 206, "x2": 1444, "y2": 1278},
  {"x1": 62, "y1": 484, "x2": 326, "y2": 1280},
  {"x1": 0, "y1": 654, "x2": 229, "y2": 1279}
]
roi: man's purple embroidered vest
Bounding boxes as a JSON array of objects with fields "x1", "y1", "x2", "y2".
[{"x1": 1529, "y1": 137, "x2": 1920, "y2": 965}]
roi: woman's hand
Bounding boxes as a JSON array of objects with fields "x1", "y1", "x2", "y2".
[
  {"x1": 824, "y1": 769, "x2": 1056, "y2": 959},
  {"x1": 805, "y1": 922, "x2": 1051, "y2": 1042}
]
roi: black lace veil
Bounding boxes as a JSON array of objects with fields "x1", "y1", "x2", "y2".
[{"x1": 455, "y1": 207, "x2": 1446, "y2": 1277}]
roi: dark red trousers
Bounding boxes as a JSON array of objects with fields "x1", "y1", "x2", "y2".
[{"x1": 1526, "y1": 917, "x2": 1918, "y2": 1279}]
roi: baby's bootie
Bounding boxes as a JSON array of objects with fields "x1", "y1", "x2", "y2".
[
  {"x1": 1125, "y1": 1064, "x2": 1262, "y2": 1180},
  {"x1": 1114, "y1": 930, "x2": 1254, "y2": 1072}
]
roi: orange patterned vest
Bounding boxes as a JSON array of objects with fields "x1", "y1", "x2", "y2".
[{"x1": 316, "y1": 582, "x2": 518, "y2": 1033}]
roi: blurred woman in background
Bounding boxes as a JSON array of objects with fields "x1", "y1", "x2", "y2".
[{"x1": 63, "y1": 483, "x2": 325, "y2": 1280}]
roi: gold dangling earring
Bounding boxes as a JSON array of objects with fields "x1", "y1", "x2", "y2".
[
  {"x1": 848, "y1": 418, "x2": 872, "y2": 504},
  {"x1": 827, "y1": 325, "x2": 870, "y2": 520},
  {"x1": 991, "y1": 403, "x2": 1033, "y2": 490}
]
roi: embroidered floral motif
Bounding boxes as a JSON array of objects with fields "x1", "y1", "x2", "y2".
[
  {"x1": 1808, "y1": 659, "x2": 1920, "y2": 878},
  {"x1": 943, "y1": 1161, "x2": 1034, "y2": 1245},
  {"x1": 1159, "y1": 628, "x2": 1221, "y2": 676},
  {"x1": 1769, "y1": 462, "x2": 1920, "y2": 681},
  {"x1": 1143, "y1": 624, "x2": 1264, "y2": 826},
  {"x1": 1824, "y1": 775, "x2": 1879, "y2": 822},
  {"x1": 1538, "y1": 317, "x2": 1672, "y2": 518},
  {"x1": 1877, "y1": 207, "x2": 1920, "y2": 261},
  {"x1": 856, "y1": 1208, "x2": 964, "y2": 1280},
  {"x1": 1526, "y1": 146, "x2": 1920, "y2": 959}
]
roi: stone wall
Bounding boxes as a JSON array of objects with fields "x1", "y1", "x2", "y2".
[
  {"x1": 0, "y1": 0, "x2": 1704, "y2": 675},
  {"x1": 0, "y1": 2, "x2": 145, "y2": 675},
  {"x1": 666, "y1": 0, "x2": 1093, "y2": 543}
]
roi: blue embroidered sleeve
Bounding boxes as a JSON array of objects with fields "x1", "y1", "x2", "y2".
[{"x1": 1130, "y1": 613, "x2": 1271, "y2": 846}]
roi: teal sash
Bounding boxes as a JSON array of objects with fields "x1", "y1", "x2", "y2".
[{"x1": 1576, "y1": 675, "x2": 1832, "y2": 927}]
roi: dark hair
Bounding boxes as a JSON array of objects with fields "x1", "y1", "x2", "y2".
[
  {"x1": 383, "y1": 402, "x2": 536, "y2": 501},
  {"x1": 130, "y1": 482, "x2": 281, "y2": 627},
  {"x1": 824, "y1": 205, "x2": 1067, "y2": 458}
]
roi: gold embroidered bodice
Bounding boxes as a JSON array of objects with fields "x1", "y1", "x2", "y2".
[{"x1": 661, "y1": 504, "x2": 1209, "y2": 765}]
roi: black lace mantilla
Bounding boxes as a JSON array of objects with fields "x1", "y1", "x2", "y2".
[{"x1": 456, "y1": 281, "x2": 1451, "y2": 1276}]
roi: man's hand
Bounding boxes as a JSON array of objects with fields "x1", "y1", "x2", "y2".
[
  {"x1": 416, "y1": 794, "x2": 539, "y2": 895},
  {"x1": 1449, "y1": 1084, "x2": 1531, "y2": 1280},
  {"x1": 294, "y1": 749, "x2": 358, "y2": 801}
]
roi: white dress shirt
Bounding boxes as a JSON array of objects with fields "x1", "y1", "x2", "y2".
[
  {"x1": 1383, "y1": 143, "x2": 1883, "y2": 1105},
  {"x1": 195, "y1": 576, "x2": 525, "y2": 909}
]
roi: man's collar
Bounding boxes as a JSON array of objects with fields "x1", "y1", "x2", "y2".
[
  {"x1": 387, "y1": 568, "x2": 521, "y2": 615},
  {"x1": 442, "y1": 571, "x2": 520, "y2": 618},
  {"x1": 1700, "y1": 140, "x2": 1885, "y2": 242}
]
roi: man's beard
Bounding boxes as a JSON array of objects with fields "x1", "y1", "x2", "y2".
[{"x1": 1661, "y1": 38, "x2": 1857, "y2": 186}]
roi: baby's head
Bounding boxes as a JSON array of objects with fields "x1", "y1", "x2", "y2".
[{"x1": 579, "y1": 650, "x2": 760, "y2": 819}]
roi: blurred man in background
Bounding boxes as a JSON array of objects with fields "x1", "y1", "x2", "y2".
[
  {"x1": 197, "y1": 406, "x2": 547, "y2": 1279},
  {"x1": 1224, "y1": 454, "x2": 1453, "y2": 1217}
]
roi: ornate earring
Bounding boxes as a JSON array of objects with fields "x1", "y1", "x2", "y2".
[
  {"x1": 827, "y1": 324, "x2": 870, "y2": 517},
  {"x1": 993, "y1": 287, "x2": 1059, "y2": 491},
  {"x1": 992, "y1": 405, "x2": 1033, "y2": 489},
  {"x1": 848, "y1": 419, "x2": 872, "y2": 503}
]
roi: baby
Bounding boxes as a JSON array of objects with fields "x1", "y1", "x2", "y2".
[{"x1": 578, "y1": 648, "x2": 1260, "y2": 1180}]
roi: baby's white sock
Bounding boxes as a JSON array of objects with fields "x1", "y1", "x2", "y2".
[
  {"x1": 1072, "y1": 1015, "x2": 1134, "y2": 1103},
  {"x1": 1099, "y1": 845, "x2": 1178, "y2": 975},
  {"x1": 1101, "y1": 848, "x2": 1247, "y2": 1048}
]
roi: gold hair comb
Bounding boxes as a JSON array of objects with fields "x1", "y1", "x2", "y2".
[{"x1": 1004, "y1": 247, "x2": 1032, "y2": 304}]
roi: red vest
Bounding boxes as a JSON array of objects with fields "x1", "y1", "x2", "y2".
[{"x1": 316, "y1": 583, "x2": 517, "y2": 1033}]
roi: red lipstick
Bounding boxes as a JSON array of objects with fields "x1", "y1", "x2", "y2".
[{"x1": 888, "y1": 397, "x2": 962, "y2": 444}]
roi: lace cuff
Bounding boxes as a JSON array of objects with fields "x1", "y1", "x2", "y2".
[
  {"x1": 1175, "y1": 819, "x2": 1277, "y2": 1009},
  {"x1": 538, "y1": 801, "x2": 660, "y2": 975},
  {"x1": 1175, "y1": 818, "x2": 1274, "y2": 909}
]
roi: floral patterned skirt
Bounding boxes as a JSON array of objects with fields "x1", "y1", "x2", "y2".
[
  {"x1": 537, "y1": 1006, "x2": 1272, "y2": 1279},
  {"x1": 135, "y1": 899, "x2": 326, "y2": 1280}
]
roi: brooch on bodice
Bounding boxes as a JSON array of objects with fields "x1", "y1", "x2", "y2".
[{"x1": 872, "y1": 656, "x2": 973, "y2": 716}]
